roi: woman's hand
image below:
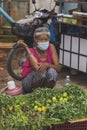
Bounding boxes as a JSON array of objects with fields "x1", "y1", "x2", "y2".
[
  {"x1": 32, "y1": 63, "x2": 41, "y2": 71},
  {"x1": 36, "y1": 62, "x2": 49, "y2": 73},
  {"x1": 17, "y1": 40, "x2": 28, "y2": 48}
]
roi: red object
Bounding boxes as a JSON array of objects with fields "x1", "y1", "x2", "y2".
[
  {"x1": 5, "y1": 86, "x2": 23, "y2": 96},
  {"x1": 52, "y1": 119, "x2": 87, "y2": 130}
]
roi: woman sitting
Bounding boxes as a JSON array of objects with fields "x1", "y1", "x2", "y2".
[{"x1": 17, "y1": 27, "x2": 60, "y2": 94}]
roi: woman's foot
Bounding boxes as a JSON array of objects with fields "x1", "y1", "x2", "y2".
[
  {"x1": 46, "y1": 80, "x2": 56, "y2": 89},
  {"x1": 32, "y1": 78, "x2": 46, "y2": 89}
]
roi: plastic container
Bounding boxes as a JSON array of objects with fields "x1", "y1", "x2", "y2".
[
  {"x1": 5, "y1": 80, "x2": 23, "y2": 96},
  {"x1": 5, "y1": 85, "x2": 23, "y2": 96},
  {"x1": 7, "y1": 81, "x2": 16, "y2": 89}
]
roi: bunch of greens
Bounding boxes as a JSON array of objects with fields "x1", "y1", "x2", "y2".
[{"x1": 0, "y1": 84, "x2": 87, "y2": 130}]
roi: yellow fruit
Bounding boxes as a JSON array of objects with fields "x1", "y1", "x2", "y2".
[
  {"x1": 72, "y1": 19, "x2": 77, "y2": 24},
  {"x1": 34, "y1": 105, "x2": 38, "y2": 111},
  {"x1": 22, "y1": 102, "x2": 26, "y2": 105},
  {"x1": 59, "y1": 97, "x2": 63, "y2": 101},
  {"x1": 69, "y1": 96, "x2": 72, "y2": 99},
  {"x1": 41, "y1": 106, "x2": 46, "y2": 112},
  {"x1": 63, "y1": 92, "x2": 68, "y2": 97},
  {"x1": 37, "y1": 107, "x2": 42, "y2": 112},
  {"x1": 63, "y1": 98, "x2": 68, "y2": 101},
  {"x1": 52, "y1": 97, "x2": 57, "y2": 102},
  {"x1": 15, "y1": 105, "x2": 20, "y2": 109},
  {"x1": 46, "y1": 103, "x2": 50, "y2": 108},
  {"x1": 46, "y1": 99, "x2": 52, "y2": 103},
  {"x1": 31, "y1": 103, "x2": 34, "y2": 107},
  {"x1": 35, "y1": 101, "x2": 39, "y2": 104},
  {"x1": 9, "y1": 106, "x2": 13, "y2": 111},
  {"x1": 35, "y1": 101, "x2": 41, "y2": 106}
]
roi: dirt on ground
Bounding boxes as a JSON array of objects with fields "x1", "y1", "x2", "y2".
[
  {"x1": 0, "y1": 47, "x2": 87, "y2": 93},
  {"x1": 55, "y1": 67, "x2": 87, "y2": 91}
]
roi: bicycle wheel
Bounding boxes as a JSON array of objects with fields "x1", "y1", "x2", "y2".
[{"x1": 7, "y1": 44, "x2": 26, "y2": 81}]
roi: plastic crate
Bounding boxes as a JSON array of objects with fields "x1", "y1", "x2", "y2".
[{"x1": 52, "y1": 118, "x2": 87, "y2": 130}]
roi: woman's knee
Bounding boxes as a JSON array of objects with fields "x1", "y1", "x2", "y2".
[
  {"x1": 22, "y1": 79, "x2": 32, "y2": 94},
  {"x1": 46, "y1": 68, "x2": 58, "y2": 81},
  {"x1": 22, "y1": 85, "x2": 32, "y2": 94},
  {"x1": 22, "y1": 71, "x2": 35, "y2": 93}
]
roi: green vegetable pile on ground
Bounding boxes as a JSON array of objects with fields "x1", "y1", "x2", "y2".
[{"x1": 0, "y1": 84, "x2": 87, "y2": 130}]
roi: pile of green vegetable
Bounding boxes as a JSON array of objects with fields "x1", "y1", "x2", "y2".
[{"x1": 0, "y1": 84, "x2": 87, "y2": 130}]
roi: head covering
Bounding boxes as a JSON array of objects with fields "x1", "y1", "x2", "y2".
[{"x1": 34, "y1": 27, "x2": 50, "y2": 39}]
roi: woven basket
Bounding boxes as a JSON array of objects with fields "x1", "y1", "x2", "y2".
[{"x1": 52, "y1": 118, "x2": 87, "y2": 130}]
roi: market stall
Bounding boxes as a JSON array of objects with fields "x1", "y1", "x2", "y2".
[
  {"x1": 1, "y1": 85, "x2": 87, "y2": 130},
  {"x1": 58, "y1": 0, "x2": 87, "y2": 73}
]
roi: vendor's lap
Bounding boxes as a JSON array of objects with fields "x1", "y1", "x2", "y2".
[{"x1": 22, "y1": 68, "x2": 58, "y2": 93}]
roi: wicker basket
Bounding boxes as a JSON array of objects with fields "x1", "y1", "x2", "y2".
[{"x1": 52, "y1": 118, "x2": 87, "y2": 130}]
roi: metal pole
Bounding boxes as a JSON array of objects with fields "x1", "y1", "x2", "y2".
[{"x1": 0, "y1": 0, "x2": 4, "y2": 25}]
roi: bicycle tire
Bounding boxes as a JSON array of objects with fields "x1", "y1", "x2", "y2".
[{"x1": 7, "y1": 44, "x2": 24, "y2": 81}]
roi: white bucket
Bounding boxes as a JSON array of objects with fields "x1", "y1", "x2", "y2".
[{"x1": 7, "y1": 81, "x2": 16, "y2": 89}]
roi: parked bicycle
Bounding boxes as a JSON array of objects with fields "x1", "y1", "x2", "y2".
[{"x1": 0, "y1": 0, "x2": 60, "y2": 81}]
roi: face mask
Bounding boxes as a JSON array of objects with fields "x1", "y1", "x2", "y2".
[{"x1": 37, "y1": 41, "x2": 49, "y2": 51}]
